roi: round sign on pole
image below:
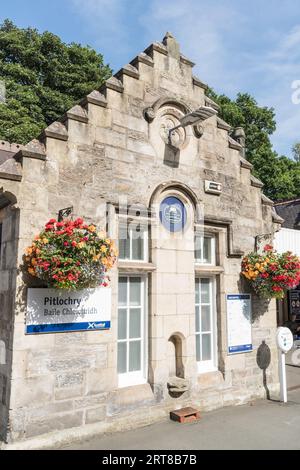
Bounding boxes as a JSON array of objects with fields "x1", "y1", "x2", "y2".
[{"x1": 276, "y1": 327, "x2": 294, "y2": 353}]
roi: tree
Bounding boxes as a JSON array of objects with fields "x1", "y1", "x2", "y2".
[
  {"x1": 0, "y1": 19, "x2": 112, "y2": 144},
  {"x1": 208, "y1": 89, "x2": 300, "y2": 201},
  {"x1": 292, "y1": 143, "x2": 300, "y2": 163}
]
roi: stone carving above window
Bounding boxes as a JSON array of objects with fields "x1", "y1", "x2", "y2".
[{"x1": 158, "y1": 106, "x2": 187, "y2": 149}]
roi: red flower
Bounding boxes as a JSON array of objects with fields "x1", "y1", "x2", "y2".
[
  {"x1": 64, "y1": 242, "x2": 69, "y2": 247},
  {"x1": 263, "y1": 244, "x2": 273, "y2": 252},
  {"x1": 56, "y1": 222, "x2": 64, "y2": 228},
  {"x1": 71, "y1": 241, "x2": 77, "y2": 247},
  {"x1": 47, "y1": 219, "x2": 56, "y2": 225}
]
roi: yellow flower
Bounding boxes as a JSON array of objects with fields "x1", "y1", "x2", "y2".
[
  {"x1": 100, "y1": 245, "x2": 107, "y2": 253},
  {"x1": 88, "y1": 225, "x2": 96, "y2": 232},
  {"x1": 28, "y1": 267, "x2": 36, "y2": 276},
  {"x1": 93, "y1": 254, "x2": 100, "y2": 261},
  {"x1": 42, "y1": 238, "x2": 49, "y2": 244},
  {"x1": 78, "y1": 242, "x2": 85, "y2": 249},
  {"x1": 31, "y1": 258, "x2": 37, "y2": 266}
]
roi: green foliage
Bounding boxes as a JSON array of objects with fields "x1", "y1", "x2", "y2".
[
  {"x1": 0, "y1": 19, "x2": 112, "y2": 144},
  {"x1": 208, "y1": 89, "x2": 300, "y2": 201}
]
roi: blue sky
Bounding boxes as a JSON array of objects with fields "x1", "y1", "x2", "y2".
[{"x1": 1, "y1": 0, "x2": 300, "y2": 158}]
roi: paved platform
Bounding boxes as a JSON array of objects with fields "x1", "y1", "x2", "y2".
[{"x1": 60, "y1": 352, "x2": 300, "y2": 451}]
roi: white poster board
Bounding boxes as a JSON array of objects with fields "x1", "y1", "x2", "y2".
[
  {"x1": 227, "y1": 294, "x2": 252, "y2": 354},
  {"x1": 26, "y1": 287, "x2": 111, "y2": 334}
]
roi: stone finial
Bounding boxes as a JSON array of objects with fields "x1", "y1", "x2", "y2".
[
  {"x1": 43, "y1": 122, "x2": 68, "y2": 142},
  {"x1": 162, "y1": 31, "x2": 180, "y2": 60},
  {"x1": 232, "y1": 127, "x2": 246, "y2": 158},
  {"x1": 0, "y1": 158, "x2": 22, "y2": 181},
  {"x1": 65, "y1": 105, "x2": 88, "y2": 124},
  {"x1": 232, "y1": 127, "x2": 246, "y2": 148}
]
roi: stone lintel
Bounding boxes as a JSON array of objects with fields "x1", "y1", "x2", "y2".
[
  {"x1": 217, "y1": 117, "x2": 232, "y2": 132},
  {"x1": 117, "y1": 261, "x2": 156, "y2": 273},
  {"x1": 240, "y1": 157, "x2": 253, "y2": 170},
  {"x1": 192, "y1": 76, "x2": 208, "y2": 90},
  {"x1": 43, "y1": 122, "x2": 68, "y2": 142},
  {"x1": 81, "y1": 90, "x2": 107, "y2": 108},
  {"x1": 131, "y1": 53, "x2": 154, "y2": 68},
  {"x1": 250, "y1": 175, "x2": 264, "y2": 188},
  {"x1": 195, "y1": 265, "x2": 224, "y2": 275},
  {"x1": 115, "y1": 64, "x2": 140, "y2": 80},
  {"x1": 228, "y1": 136, "x2": 242, "y2": 150},
  {"x1": 65, "y1": 105, "x2": 88, "y2": 124}
]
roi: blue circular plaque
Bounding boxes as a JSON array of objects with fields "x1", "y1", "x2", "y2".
[{"x1": 159, "y1": 196, "x2": 187, "y2": 232}]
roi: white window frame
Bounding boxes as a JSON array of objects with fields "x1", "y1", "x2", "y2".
[
  {"x1": 118, "y1": 221, "x2": 148, "y2": 262},
  {"x1": 195, "y1": 276, "x2": 218, "y2": 373},
  {"x1": 194, "y1": 233, "x2": 216, "y2": 266},
  {"x1": 117, "y1": 275, "x2": 148, "y2": 388}
]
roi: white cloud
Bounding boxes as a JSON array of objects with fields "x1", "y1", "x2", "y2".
[{"x1": 68, "y1": 0, "x2": 300, "y2": 156}]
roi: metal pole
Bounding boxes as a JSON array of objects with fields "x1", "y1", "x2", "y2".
[{"x1": 278, "y1": 349, "x2": 287, "y2": 403}]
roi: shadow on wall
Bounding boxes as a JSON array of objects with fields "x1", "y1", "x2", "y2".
[
  {"x1": 238, "y1": 275, "x2": 270, "y2": 323},
  {"x1": 256, "y1": 340, "x2": 271, "y2": 400}
]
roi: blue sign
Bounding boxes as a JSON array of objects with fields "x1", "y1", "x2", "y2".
[{"x1": 159, "y1": 196, "x2": 187, "y2": 232}]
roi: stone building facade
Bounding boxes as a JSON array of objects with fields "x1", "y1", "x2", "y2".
[{"x1": 0, "y1": 33, "x2": 283, "y2": 446}]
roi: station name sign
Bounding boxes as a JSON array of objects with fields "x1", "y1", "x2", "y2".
[{"x1": 26, "y1": 287, "x2": 111, "y2": 334}]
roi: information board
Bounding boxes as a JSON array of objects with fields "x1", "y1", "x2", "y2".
[
  {"x1": 26, "y1": 287, "x2": 111, "y2": 334},
  {"x1": 227, "y1": 294, "x2": 252, "y2": 354}
]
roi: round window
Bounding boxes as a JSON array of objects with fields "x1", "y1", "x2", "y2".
[{"x1": 159, "y1": 196, "x2": 187, "y2": 232}]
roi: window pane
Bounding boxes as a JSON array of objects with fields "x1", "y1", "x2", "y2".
[
  {"x1": 195, "y1": 306, "x2": 200, "y2": 333},
  {"x1": 118, "y1": 277, "x2": 127, "y2": 306},
  {"x1": 201, "y1": 305, "x2": 211, "y2": 332},
  {"x1": 118, "y1": 308, "x2": 127, "y2": 340},
  {"x1": 195, "y1": 281, "x2": 200, "y2": 305},
  {"x1": 130, "y1": 278, "x2": 141, "y2": 306},
  {"x1": 119, "y1": 226, "x2": 130, "y2": 260},
  {"x1": 195, "y1": 234, "x2": 203, "y2": 261},
  {"x1": 117, "y1": 342, "x2": 127, "y2": 373},
  {"x1": 129, "y1": 308, "x2": 141, "y2": 338},
  {"x1": 132, "y1": 235, "x2": 143, "y2": 260},
  {"x1": 196, "y1": 334, "x2": 201, "y2": 362},
  {"x1": 129, "y1": 341, "x2": 141, "y2": 372},
  {"x1": 203, "y1": 237, "x2": 212, "y2": 264},
  {"x1": 200, "y1": 279, "x2": 210, "y2": 304},
  {"x1": 202, "y1": 334, "x2": 212, "y2": 361}
]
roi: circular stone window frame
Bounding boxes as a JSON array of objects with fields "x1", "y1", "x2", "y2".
[{"x1": 157, "y1": 188, "x2": 194, "y2": 235}]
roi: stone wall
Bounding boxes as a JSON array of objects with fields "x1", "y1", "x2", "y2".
[{"x1": 0, "y1": 33, "x2": 282, "y2": 445}]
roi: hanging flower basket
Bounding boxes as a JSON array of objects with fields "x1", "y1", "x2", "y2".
[
  {"x1": 241, "y1": 245, "x2": 300, "y2": 299},
  {"x1": 24, "y1": 218, "x2": 118, "y2": 289}
]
